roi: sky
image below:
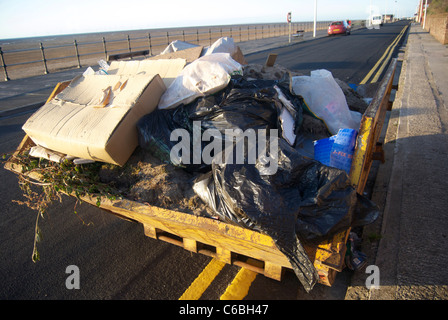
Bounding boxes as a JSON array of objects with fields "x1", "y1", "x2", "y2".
[{"x1": 0, "y1": 0, "x2": 421, "y2": 39}]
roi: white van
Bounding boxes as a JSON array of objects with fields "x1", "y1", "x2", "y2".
[{"x1": 371, "y1": 15, "x2": 383, "y2": 26}]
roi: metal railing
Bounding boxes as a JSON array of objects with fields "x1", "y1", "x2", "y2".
[{"x1": 0, "y1": 21, "x2": 332, "y2": 81}]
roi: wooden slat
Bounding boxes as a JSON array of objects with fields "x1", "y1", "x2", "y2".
[
  {"x1": 264, "y1": 261, "x2": 283, "y2": 281},
  {"x1": 265, "y1": 53, "x2": 278, "y2": 67},
  {"x1": 216, "y1": 247, "x2": 232, "y2": 264},
  {"x1": 46, "y1": 80, "x2": 71, "y2": 103},
  {"x1": 143, "y1": 224, "x2": 157, "y2": 239},
  {"x1": 350, "y1": 58, "x2": 397, "y2": 193},
  {"x1": 183, "y1": 238, "x2": 198, "y2": 253}
]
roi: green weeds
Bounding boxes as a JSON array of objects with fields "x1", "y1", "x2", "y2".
[{"x1": 5, "y1": 150, "x2": 122, "y2": 262}]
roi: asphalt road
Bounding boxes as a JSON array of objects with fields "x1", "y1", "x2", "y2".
[
  {"x1": 0, "y1": 21, "x2": 409, "y2": 302},
  {"x1": 246, "y1": 20, "x2": 409, "y2": 84}
]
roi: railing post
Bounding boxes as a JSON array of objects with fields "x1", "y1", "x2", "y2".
[
  {"x1": 239, "y1": 27, "x2": 242, "y2": 42},
  {"x1": 73, "y1": 40, "x2": 81, "y2": 68},
  {"x1": 148, "y1": 33, "x2": 153, "y2": 56},
  {"x1": 196, "y1": 29, "x2": 199, "y2": 44},
  {"x1": 209, "y1": 28, "x2": 212, "y2": 45},
  {"x1": 39, "y1": 42, "x2": 49, "y2": 74},
  {"x1": 102, "y1": 37, "x2": 108, "y2": 60},
  {"x1": 0, "y1": 46, "x2": 10, "y2": 81},
  {"x1": 182, "y1": 30, "x2": 185, "y2": 42},
  {"x1": 127, "y1": 35, "x2": 131, "y2": 53},
  {"x1": 166, "y1": 32, "x2": 170, "y2": 46}
]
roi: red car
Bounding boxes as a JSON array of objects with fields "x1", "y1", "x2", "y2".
[{"x1": 328, "y1": 21, "x2": 351, "y2": 36}]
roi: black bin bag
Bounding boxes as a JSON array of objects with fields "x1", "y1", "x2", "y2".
[
  {"x1": 136, "y1": 101, "x2": 211, "y2": 172},
  {"x1": 137, "y1": 104, "x2": 189, "y2": 164},
  {"x1": 137, "y1": 76, "x2": 304, "y2": 172},
  {"x1": 193, "y1": 138, "x2": 379, "y2": 292}
]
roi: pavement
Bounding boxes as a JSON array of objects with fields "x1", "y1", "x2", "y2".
[
  {"x1": 346, "y1": 23, "x2": 448, "y2": 300},
  {"x1": 1, "y1": 23, "x2": 447, "y2": 300}
]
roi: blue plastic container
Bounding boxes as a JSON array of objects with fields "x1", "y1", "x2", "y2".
[
  {"x1": 314, "y1": 128, "x2": 357, "y2": 174},
  {"x1": 313, "y1": 136, "x2": 335, "y2": 167}
]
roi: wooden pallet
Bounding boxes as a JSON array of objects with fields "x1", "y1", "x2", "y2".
[
  {"x1": 4, "y1": 59, "x2": 397, "y2": 286},
  {"x1": 4, "y1": 134, "x2": 348, "y2": 286}
]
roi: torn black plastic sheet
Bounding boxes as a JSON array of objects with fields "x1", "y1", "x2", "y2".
[
  {"x1": 137, "y1": 77, "x2": 304, "y2": 172},
  {"x1": 193, "y1": 138, "x2": 379, "y2": 292}
]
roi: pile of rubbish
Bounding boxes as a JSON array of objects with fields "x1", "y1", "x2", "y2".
[{"x1": 21, "y1": 37, "x2": 378, "y2": 292}]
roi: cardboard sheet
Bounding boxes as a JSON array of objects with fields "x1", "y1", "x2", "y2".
[
  {"x1": 23, "y1": 64, "x2": 167, "y2": 166},
  {"x1": 107, "y1": 58, "x2": 186, "y2": 88}
]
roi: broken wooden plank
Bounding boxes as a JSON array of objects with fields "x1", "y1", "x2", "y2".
[{"x1": 265, "y1": 54, "x2": 278, "y2": 67}]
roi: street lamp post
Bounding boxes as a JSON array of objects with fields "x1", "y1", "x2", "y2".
[
  {"x1": 313, "y1": 0, "x2": 317, "y2": 37},
  {"x1": 395, "y1": 1, "x2": 397, "y2": 21},
  {"x1": 423, "y1": 0, "x2": 428, "y2": 29},
  {"x1": 419, "y1": 0, "x2": 424, "y2": 23}
]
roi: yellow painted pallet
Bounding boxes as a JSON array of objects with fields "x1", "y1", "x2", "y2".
[{"x1": 4, "y1": 59, "x2": 397, "y2": 286}]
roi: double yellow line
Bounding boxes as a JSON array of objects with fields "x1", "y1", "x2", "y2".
[
  {"x1": 179, "y1": 258, "x2": 259, "y2": 300},
  {"x1": 360, "y1": 25, "x2": 408, "y2": 85}
]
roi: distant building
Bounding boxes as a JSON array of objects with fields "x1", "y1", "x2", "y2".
[{"x1": 382, "y1": 14, "x2": 394, "y2": 23}]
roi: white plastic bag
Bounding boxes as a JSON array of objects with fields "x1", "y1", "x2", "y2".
[
  {"x1": 291, "y1": 69, "x2": 361, "y2": 135},
  {"x1": 158, "y1": 53, "x2": 242, "y2": 110},
  {"x1": 204, "y1": 37, "x2": 237, "y2": 56},
  {"x1": 161, "y1": 40, "x2": 200, "y2": 55}
]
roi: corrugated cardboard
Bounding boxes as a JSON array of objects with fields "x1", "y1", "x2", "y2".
[
  {"x1": 22, "y1": 68, "x2": 167, "y2": 166},
  {"x1": 107, "y1": 58, "x2": 186, "y2": 88}
]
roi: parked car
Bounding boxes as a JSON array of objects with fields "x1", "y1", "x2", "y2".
[{"x1": 328, "y1": 21, "x2": 351, "y2": 36}]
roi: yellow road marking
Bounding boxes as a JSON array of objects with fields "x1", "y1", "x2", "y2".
[
  {"x1": 179, "y1": 258, "x2": 226, "y2": 300},
  {"x1": 359, "y1": 30, "x2": 400, "y2": 84},
  {"x1": 370, "y1": 25, "x2": 408, "y2": 83},
  {"x1": 220, "y1": 267, "x2": 259, "y2": 300},
  {"x1": 360, "y1": 25, "x2": 407, "y2": 85}
]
